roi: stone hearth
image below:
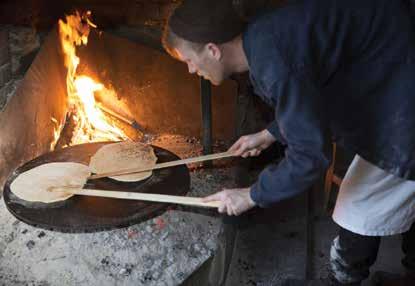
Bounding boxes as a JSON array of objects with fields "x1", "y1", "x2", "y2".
[{"x1": 0, "y1": 135, "x2": 235, "y2": 285}]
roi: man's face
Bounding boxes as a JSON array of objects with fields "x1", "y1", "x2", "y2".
[{"x1": 174, "y1": 41, "x2": 227, "y2": 86}]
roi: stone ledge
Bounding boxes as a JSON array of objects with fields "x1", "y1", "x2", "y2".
[
  {"x1": 0, "y1": 79, "x2": 20, "y2": 112},
  {"x1": 9, "y1": 26, "x2": 40, "y2": 75},
  {"x1": 0, "y1": 63, "x2": 11, "y2": 87},
  {"x1": 0, "y1": 29, "x2": 9, "y2": 66}
]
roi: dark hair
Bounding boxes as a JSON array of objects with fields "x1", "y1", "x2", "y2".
[
  {"x1": 162, "y1": 22, "x2": 205, "y2": 58},
  {"x1": 162, "y1": 0, "x2": 245, "y2": 57}
]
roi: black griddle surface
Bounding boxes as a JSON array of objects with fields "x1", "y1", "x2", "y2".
[{"x1": 3, "y1": 142, "x2": 190, "y2": 233}]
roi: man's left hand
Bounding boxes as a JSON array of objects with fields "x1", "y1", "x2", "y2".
[{"x1": 202, "y1": 188, "x2": 256, "y2": 216}]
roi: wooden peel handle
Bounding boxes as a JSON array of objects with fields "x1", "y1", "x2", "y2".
[
  {"x1": 53, "y1": 187, "x2": 221, "y2": 208},
  {"x1": 88, "y1": 151, "x2": 234, "y2": 180}
]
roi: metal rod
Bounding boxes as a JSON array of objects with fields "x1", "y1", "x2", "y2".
[
  {"x1": 97, "y1": 103, "x2": 146, "y2": 134},
  {"x1": 97, "y1": 103, "x2": 133, "y2": 125},
  {"x1": 200, "y1": 78, "x2": 213, "y2": 157}
]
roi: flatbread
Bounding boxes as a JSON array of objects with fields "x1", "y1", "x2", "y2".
[
  {"x1": 89, "y1": 141, "x2": 157, "y2": 182},
  {"x1": 10, "y1": 162, "x2": 91, "y2": 203}
]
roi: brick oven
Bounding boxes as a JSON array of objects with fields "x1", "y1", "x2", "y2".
[
  {"x1": 0, "y1": 1, "x2": 303, "y2": 286},
  {"x1": 0, "y1": 1, "x2": 242, "y2": 187}
]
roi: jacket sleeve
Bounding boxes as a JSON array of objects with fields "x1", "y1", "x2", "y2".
[
  {"x1": 250, "y1": 75, "x2": 331, "y2": 207},
  {"x1": 266, "y1": 120, "x2": 286, "y2": 145}
]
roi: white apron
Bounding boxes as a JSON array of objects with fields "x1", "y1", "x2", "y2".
[{"x1": 332, "y1": 155, "x2": 415, "y2": 236}]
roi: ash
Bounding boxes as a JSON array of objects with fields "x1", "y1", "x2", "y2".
[{"x1": 0, "y1": 135, "x2": 235, "y2": 286}]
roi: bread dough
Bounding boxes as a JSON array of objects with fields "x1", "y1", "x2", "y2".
[
  {"x1": 10, "y1": 162, "x2": 91, "y2": 203},
  {"x1": 89, "y1": 141, "x2": 157, "y2": 182}
]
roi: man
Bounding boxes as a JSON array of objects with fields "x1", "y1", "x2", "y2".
[{"x1": 162, "y1": 0, "x2": 415, "y2": 285}]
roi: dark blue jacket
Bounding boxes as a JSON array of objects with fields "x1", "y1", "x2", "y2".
[{"x1": 243, "y1": 0, "x2": 415, "y2": 207}]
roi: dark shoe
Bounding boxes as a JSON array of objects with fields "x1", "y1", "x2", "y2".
[{"x1": 371, "y1": 271, "x2": 415, "y2": 286}]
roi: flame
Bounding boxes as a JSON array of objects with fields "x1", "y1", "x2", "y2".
[
  {"x1": 50, "y1": 117, "x2": 64, "y2": 150},
  {"x1": 58, "y1": 11, "x2": 128, "y2": 146}
]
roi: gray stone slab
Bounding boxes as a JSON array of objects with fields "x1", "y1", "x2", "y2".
[{"x1": 225, "y1": 193, "x2": 309, "y2": 286}]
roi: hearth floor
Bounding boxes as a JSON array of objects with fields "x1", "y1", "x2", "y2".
[
  {"x1": 219, "y1": 198, "x2": 405, "y2": 286},
  {"x1": 0, "y1": 137, "x2": 406, "y2": 286},
  {"x1": 0, "y1": 135, "x2": 231, "y2": 286}
]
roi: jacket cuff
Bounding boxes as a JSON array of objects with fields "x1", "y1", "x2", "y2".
[
  {"x1": 250, "y1": 183, "x2": 271, "y2": 208},
  {"x1": 266, "y1": 121, "x2": 285, "y2": 144}
]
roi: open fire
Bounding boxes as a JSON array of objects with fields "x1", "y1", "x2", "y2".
[{"x1": 55, "y1": 11, "x2": 128, "y2": 148}]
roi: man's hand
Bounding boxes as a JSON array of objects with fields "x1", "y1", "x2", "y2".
[
  {"x1": 202, "y1": 188, "x2": 256, "y2": 216},
  {"x1": 229, "y1": 129, "x2": 276, "y2": 158}
]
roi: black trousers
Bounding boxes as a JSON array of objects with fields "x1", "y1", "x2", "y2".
[{"x1": 330, "y1": 223, "x2": 415, "y2": 284}]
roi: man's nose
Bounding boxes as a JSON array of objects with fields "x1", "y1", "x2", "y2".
[{"x1": 187, "y1": 63, "x2": 196, "y2": 74}]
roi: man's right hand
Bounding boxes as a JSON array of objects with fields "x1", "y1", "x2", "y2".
[{"x1": 229, "y1": 129, "x2": 276, "y2": 158}]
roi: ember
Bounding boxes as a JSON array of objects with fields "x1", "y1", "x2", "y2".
[
  {"x1": 155, "y1": 217, "x2": 166, "y2": 230},
  {"x1": 127, "y1": 229, "x2": 139, "y2": 239}
]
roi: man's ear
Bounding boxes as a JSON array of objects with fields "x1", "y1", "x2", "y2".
[{"x1": 206, "y1": 43, "x2": 222, "y2": 61}]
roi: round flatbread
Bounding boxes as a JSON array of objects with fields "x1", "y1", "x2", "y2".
[
  {"x1": 10, "y1": 162, "x2": 91, "y2": 203},
  {"x1": 89, "y1": 141, "x2": 157, "y2": 182}
]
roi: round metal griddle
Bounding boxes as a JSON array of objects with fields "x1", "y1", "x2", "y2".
[{"x1": 3, "y1": 142, "x2": 190, "y2": 233}]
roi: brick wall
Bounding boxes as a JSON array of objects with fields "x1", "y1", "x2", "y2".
[
  {"x1": 0, "y1": 0, "x2": 286, "y2": 111},
  {"x1": 55, "y1": 0, "x2": 178, "y2": 28},
  {"x1": 0, "y1": 28, "x2": 12, "y2": 110},
  {"x1": 0, "y1": 0, "x2": 179, "y2": 110},
  {"x1": 125, "y1": 0, "x2": 178, "y2": 27},
  {"x1": 0, "y1": 26, "x2": 40, "y2": 111}
]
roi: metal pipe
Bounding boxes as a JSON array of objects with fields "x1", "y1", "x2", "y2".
[
  {"x1": 200, "y1": 78, "x2": 213, "y2": 156},
  {"x1": 97, "y1": 103, "x2": 146, "y2": 134}
]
